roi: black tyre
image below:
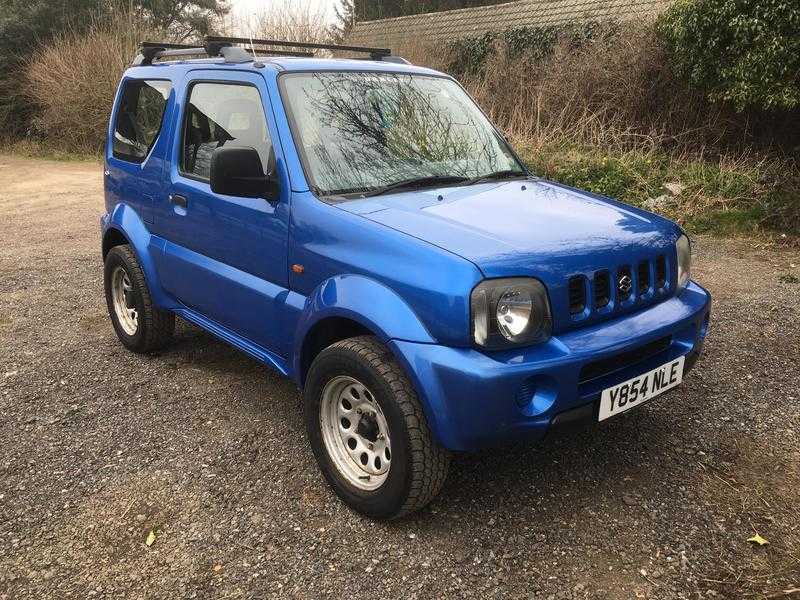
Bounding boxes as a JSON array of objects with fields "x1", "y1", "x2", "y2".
[
  {"x1": 104, "y1": 245, "x2": 174, "y2": 353},
  {"x1": 304, "y1": 336, "x2": 450, "y2": 519}
]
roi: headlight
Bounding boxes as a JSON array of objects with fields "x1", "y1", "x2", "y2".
[
  {"x1": 676, "y1": 234, "x2": 691, "y2": 290},
  {"x1": 471, "y1": 278, "x2": 552, "y2": 349}
]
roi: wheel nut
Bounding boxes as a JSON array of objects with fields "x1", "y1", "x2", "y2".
[
  {"x1": 356, "y1": 408, "x2": 362, "y2": 414},
  {"x1": 368, "y1": 443, "x2": 374, "y2": 450}
]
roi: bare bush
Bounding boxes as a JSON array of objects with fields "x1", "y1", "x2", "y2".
[
  {"x1": 226, "y1": 1, "x2": 330, "y2": 45},
  {"x1": 457, "y1": 26, "x2": 727, "y2": 153},
  {"x1": 391, "y1": 40, "x2": 454, "y2": 72},
  {"x1": 25, "y1": 11, "x2": 167, "y2": 154},
  {"x1": 396, "y1": 25, "x2": 798, "y2": 158},
  {"x1": 23, "y1": 2, "x2": 333, "y2": 154}
]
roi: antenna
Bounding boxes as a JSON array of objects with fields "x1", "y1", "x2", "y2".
[{"x1": 247, "y1": 13, "x2": 258, "y2": 61}]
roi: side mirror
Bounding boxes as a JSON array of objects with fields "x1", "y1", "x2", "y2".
[{"x1": 210, "y1": 146, "x2": 279, "y2": 200}]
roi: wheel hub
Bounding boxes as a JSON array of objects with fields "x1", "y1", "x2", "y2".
[
  {"x1": 319, "y1": 376, "x2": 391, "y2": 491},
  {"x1": 111, "y1": 266, "x2": 138, "y2": 336},
  {"x1": 355, "y1": 412, "x2": 380, "y2": 442}
]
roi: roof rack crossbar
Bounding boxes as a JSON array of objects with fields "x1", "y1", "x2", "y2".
[
  {"x1": 134, "y1": 36, "x2": 395, "y2": 65},
  {"x1": 140, "y1": 42, "x2": 198, "y2": 50},
  {"x1": 134, "y1": 45, "x2": 204, "y2": 65},
  {"x1": 135, "y1": 40, "x2": 249, "y2": 66},
  {"x1": 205, "y1": 36, "x2": 392, "y2": 60},
  {"x1": 241, "y1": 46, "x2": 314, "y2": 58}
]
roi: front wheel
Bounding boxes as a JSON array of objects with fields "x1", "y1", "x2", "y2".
[{"x1": 304, "y1": 336, "x2": 450, "y2": 519}]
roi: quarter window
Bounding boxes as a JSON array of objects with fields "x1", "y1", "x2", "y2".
[
  {"x1": 112, "y1": 79, "x2": 171, "y2": 163},
  {"x1": 181, "y1": 83, "x2": 272, "y2": 181}
]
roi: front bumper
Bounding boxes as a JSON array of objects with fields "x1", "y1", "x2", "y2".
[{"x1": 389, "y1": 281, "x2": 711, "y2": 452}]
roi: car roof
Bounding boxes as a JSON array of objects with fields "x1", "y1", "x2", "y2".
[
  {"x1": 264, "y1": 57, "x2": 443, "y2": 76},
  {"x1": 124, "y1": 57, "x2": 446, "y2": 79}
]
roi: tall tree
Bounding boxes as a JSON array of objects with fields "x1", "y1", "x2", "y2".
[
  {"x1": 332, "y1": 0, "x2": 357, "y2": 41},
  {"x1": 135, "y1": 0, "x2": 229, "y2": 40},
  {"x1": 0, "y1": 0, "x2": 229, "y2": 133}
]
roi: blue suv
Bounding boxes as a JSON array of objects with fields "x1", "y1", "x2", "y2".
[{"x1": 101, "y1": 38, "x2": 711, "y2": 519}]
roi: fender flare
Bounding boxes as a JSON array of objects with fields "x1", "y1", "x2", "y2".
[
  {"x1": 291, "y1": 274, "x2": 436, "y2": 378},
  {"x1": 102, "y1": 204, "x2": 174, "y2": 309}
]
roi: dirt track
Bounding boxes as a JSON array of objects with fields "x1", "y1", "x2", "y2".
[{"x1": 0, "y1": 155, "x2": 798, "y2": 599}]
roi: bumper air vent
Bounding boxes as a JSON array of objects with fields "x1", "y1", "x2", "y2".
[{"x1": 579, "y1": 335, "x2": 672, "y2": 384}]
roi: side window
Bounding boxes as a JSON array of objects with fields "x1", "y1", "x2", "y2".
[
  {"x1": 112, "y1": 79, "x2": 171, "y2": 163},
  {"x1": 181, "y1": 82, "x2": 273, "y2": 181}
]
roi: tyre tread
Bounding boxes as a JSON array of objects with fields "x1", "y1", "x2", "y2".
[
  {"x1": 107, "y1": 245, "x2": 174, "y2": 352},
  {"x1": 324, "y1": 336, "x2": 450, "y2": 519}
]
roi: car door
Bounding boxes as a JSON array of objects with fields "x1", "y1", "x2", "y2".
[
  {"x1": 152, "y1": 70, "x2": 291, "y2": 355},
  {"x1": 105, "y1": 77, "x2": 173, "y2": 225}
]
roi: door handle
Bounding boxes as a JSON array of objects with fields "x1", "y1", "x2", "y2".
[{"x1": 169, "y1": 194, "x2": 188, "y2": 209}]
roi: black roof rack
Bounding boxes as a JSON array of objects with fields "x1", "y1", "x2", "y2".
[
  {"x1": 242, "y1": 46, "x2": 314, "y2": 58},
  {"x1": 134, "y1": 40, "x2": 252, "y2": 65},
  {"x1": 205, "y1": 36, "x2": 392, "y2": 61},
  {"x1": 133, "y1": 36, "x2": 398, "y2": 66}
]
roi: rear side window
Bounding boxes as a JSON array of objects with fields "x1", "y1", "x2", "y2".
[
  {"x1": 112, "y1": 79, "x2": 171, "y2": 163},
  {"x1": 181, "y1": 82, "x2": 273, "y2": 181}
]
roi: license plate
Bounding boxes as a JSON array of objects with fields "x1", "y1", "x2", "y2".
[{"x1": 598, "y1": 356, "x2": 685, "y2": 421}]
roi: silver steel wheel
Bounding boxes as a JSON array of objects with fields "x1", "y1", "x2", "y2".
[
  {"x1": 110, "y1": 265, "x2": 138, "y2": 336},
  {"x1": 319, "y1": 375, "x2": 391, "y2": 491}
]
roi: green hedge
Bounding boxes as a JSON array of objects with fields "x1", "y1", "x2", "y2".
[
  {"x1": 658, "y1": 0, "x2": 800, "y2": 111},
  {"x1": 447, "y1": 20, "x2": 619, "y2": 73}
]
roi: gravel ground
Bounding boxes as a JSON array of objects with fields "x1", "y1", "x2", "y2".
[{"x1": 0, "y1": 155, "x2": 798, "y2": 600}]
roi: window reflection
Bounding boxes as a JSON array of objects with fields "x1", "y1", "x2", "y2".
[
  {"x1": 282, "y1": 72, "x2": 522, "y2": 198},
  {"x1": 182, "y1": 83, "x2": 272, "y2": 181},
  {"x1": 113, "y1": 80, "x2": 171, "y2": 163}
]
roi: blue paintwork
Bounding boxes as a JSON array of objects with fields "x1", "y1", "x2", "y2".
[
  {"x1": 101, "y1": 57, "x2": 711, "y2": 452},
  {"x1": 391, "y1": 282, "x2": 710, "y2": 450}
]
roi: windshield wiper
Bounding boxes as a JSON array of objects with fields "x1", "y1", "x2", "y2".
[
  {"x1": 466, "y1": 169, "x2": 528, "y2": 186},
  {"x1": 362, "y1": 175, "x2": 470, "y2": 197}
]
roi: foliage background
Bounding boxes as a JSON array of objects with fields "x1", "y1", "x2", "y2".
[
  {"x1": 0, "y1": 0, "x2": 228, "y2": 136},
  {"x1": 658, "y1": 0, "x2": 800, "y2": 112}
]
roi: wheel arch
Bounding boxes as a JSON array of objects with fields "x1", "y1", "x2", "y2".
[
  {"x1": 292, "y1": 275, "x2": 437, "y2": 387},
  {"x1": 102, "y1": 204, "x2": 173, "y2": 309},
  {"x1": 102, "y1": 227, "x2": 130, "y2": 259},
  {"x1": 298, "y1": 317, "x2": 373, "y2": 388}
]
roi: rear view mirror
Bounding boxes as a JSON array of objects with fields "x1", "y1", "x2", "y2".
[{"x1": 210, "y1": 146, "x2": 279, "y2": 200}]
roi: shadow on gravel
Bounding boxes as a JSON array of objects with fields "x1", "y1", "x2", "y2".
[
  {"x1": 404, "y1": 405, "x2": 685, "y2": 529},
  {"x1": 143, "y1": 316, "x2": 687, "y2": 529},
  {"x1": 157, "y1": 321, "x2": 281, "y2": 379}
]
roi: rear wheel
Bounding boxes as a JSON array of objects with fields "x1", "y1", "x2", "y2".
[
  {"x1": 304, "y1": 336, "x2": 450, "y2": 519},
  {"x1": 104, "y1": 245, "x2": 174, "y2": 353}
]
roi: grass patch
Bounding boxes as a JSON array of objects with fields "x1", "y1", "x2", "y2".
[
  {"x1": 518, "y1": 142, "x2": 799, "y2": 237},
  {"x1": 1, "y1": 139, "x2": 99, "y2": 162}
]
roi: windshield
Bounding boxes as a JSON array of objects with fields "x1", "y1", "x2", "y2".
[{"x1": 280, "y1": 71, "x2": 525, "y2": 199}]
